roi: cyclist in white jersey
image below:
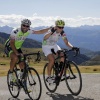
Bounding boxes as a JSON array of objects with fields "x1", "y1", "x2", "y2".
[
  {"x1": 42, "y1": 20, "x2": 79, "y2": 83},
  {"x1": 4, "y1": 19, "x2": 51, "y2": 81}
]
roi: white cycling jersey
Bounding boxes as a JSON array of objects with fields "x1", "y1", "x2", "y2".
[
  {"x1": 42, "y1": 29, "x2": 66, "y2": 56},
  {"x1": 42, "y1": 29, "x2": 66, "y2": 46}
]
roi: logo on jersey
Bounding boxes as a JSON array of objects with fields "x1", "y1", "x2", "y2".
[
  {"x1": 10, "y1": 36, "x2": 26, "y2": 41},
  {"x1": 16, "y1": 36, "x2": 26, "y2": 41}
]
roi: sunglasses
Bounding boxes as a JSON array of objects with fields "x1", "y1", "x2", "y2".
[
  {"x1": 57, "y1": 26, "x2": 64, "y2": 29},
  {"x1": 22, "y1": 24, "x2": 30, "y2": 28}
]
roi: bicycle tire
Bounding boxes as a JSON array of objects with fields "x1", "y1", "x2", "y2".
[
  {"x1": 7, "y1": 70, "x2": 20, "y2": 98},
  {"x1": 43, "y1": 63, "x2": 57, "y2": 93},
  {"x1": 64, "y1": 61, "x2": 82, "y2": 96},
  {"x1": 26, "y1": 67, "x2": 42, "y2": 100}
]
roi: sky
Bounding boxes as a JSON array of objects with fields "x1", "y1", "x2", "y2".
[{"x1": 0, "y1": 0, "x2": 100, "y2": 27}]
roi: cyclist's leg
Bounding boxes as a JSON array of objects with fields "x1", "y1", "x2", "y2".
[
  {"x1": 10, "y1": 52, "x2": 19, "y2": 72},
  {"x1": 43, "y1": 51, "x2": 55, "y2": 83},
  {"x1": 4, "y1": 45, "x2": 18, "y2": 72},
  {"x1": 5, "y1": 45, "x2": 19, "y2": 83},
  {"x1": 9, "y1": 52, "x2": 19, "y2": 82},
  {"x1": 17, "y1": 49, "x2": 25, "y2": 79},
  {"x1": 47, "y1": 54, "x2": 55, "y2": 77},
  {"x1": 42, "y1": 45, "x2": 55, "y2": 77},
  {"x1": 18, "y1": 62, "x2": 25, "y2": 79}
]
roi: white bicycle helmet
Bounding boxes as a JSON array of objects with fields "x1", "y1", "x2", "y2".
[{"x1": 21, "y1": 19, "x2": 31, "y2": 26}]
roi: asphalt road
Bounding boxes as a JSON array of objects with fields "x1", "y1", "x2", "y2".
[{"x1": 0, "y1": 74, "x2": 100, "y2": 100}]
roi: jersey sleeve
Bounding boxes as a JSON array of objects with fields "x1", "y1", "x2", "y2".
[
  {"x1": 10, "y1": 28, "x2": 18, "y2": 40},
  {"x1": 61, "y1": 33, "x2": 67, "y2": 40}
]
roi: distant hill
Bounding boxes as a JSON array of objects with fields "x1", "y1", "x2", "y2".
[
  {"x1": 0, "y1": 25, "x2": 13, "y2": 34},
  {"x1": 0, "y1": 32, "x2": 42, "y2": 48},
  {"x1": 67, "y1": 51, "x2": 90, "y2": 65},
  {"x1": 81, "y1": 55, "x2": 100, "y2": 65}
]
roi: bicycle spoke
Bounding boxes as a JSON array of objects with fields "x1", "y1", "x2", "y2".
[
  {"x1": 65, "y1": 61, "x2": 82, "y2": 95},
  {"x1": 7, "y1": 70, "x2": 20, "y2": 98},
  {"x1": 26, "y1": 67, "x2": 42, "y2": 100},
  {"x1": 43, "y1": 63, "x2": 57, "y2": 93}
]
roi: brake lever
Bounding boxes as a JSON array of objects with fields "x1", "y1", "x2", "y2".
[{"x1": 74, "y1": 49, "x2": 80, "y2": 57}]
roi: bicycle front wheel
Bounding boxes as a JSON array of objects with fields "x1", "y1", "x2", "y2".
[
  {"x1": 7, "y1": 70, "x2": 20, "y2": 98},
  {"x1": 43, "y1": 63, "x2": 57, "y2": 93},
  {"x1": 26, "y1": 67, "x2": 42, "y2": 100},
  {"x1": 64, "y1": 61, "x2": 82, "y2": 96}
]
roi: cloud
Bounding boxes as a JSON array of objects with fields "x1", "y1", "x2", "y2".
[{"x1": 0, "y1": 14, "x2": 100, "y2": 27}]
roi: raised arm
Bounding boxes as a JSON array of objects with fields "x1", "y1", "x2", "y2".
[
  {"x1": 32, "y1": 27, "x2": 51, "y2": 34},
  {"x1": 61, "y1": 31, "x2": 73, "y2": 48},
  {"x1": 63, "y1": 37, "x2": 73, "y2": 48},
  {"x1": 44, "y1": 27, "x2": 56, "y2": 39}
]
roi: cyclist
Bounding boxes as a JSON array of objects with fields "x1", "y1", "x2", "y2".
[
  {"x1": 42, "y1": 19, "x2": 79, "y2": 84},
  {"x1": 4, "y1": 19, "x2": 50, "y2": 82}
]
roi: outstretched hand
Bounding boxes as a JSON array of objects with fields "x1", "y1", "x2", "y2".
[
  {"x1": 72, "y1": 46, "x2": 79, "y2": 50},
  {"x1": 72, "y1": 47, "x2": 80, "y2": 56}
]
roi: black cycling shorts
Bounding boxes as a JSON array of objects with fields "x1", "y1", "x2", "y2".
[{"x1": 4, "y1": 46, "x2": 22, "y2": 57}]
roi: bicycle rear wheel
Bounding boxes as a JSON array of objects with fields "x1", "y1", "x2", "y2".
[
  {"x1": 64, "y1": 61, "x2": 82, "y2": 96},
  {"x1": 43, "y1": 63, "x2": 57, "y2": 93},
  {"x1": 26, "y1": 67, "x2": 42, "y2": 100},
  {"x1": 7, "y1": 70, "x2": 20, "y2": 98}
]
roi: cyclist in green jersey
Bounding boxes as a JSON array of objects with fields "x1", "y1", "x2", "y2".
[{"x1": 4, "y1": 19, "x2": 51, "y2": 81}]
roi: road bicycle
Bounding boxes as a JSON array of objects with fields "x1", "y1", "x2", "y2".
[
  {"x1": 43, "y1": 49, "x2": 82, "y2": 96},
  {"x1": 7, "y1": 51, "x2": 42, "y2": 100}
]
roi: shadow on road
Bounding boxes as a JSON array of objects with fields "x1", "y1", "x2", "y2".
[
  {"x1": 46, "y1": 92, "x2": 94, "y2": 100},
  {"x1": 8, "y1": 92, "x2": 94, "y2": 100},
  {"x1": 8, "y1": 97, "x2": 20, "y2": 100},
  {"x1": 8, "y1": 97, "x2": 30, "y2": 100}
]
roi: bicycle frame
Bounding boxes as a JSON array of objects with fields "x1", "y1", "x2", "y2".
[
  {"x1": 7, "y1": 51, "x2": 41, "y2": 98},
  {"x1": 53, "y1": 49, "x2": 79, "y2": 85},
  {"x1": 43, "y1": 48, "x2": 82, "y2": 95},
  {"x1": 17, "y1": 52, "x2": 41, "y2": 80}
]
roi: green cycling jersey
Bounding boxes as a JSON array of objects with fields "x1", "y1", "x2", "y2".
[{"x1": 5, "y1": 28, "x2": 33, "y2": 49}]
